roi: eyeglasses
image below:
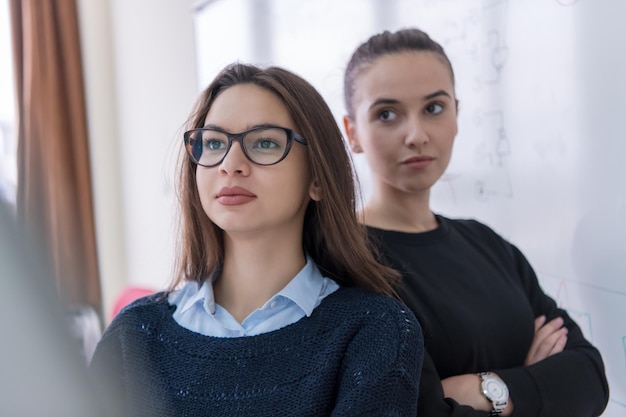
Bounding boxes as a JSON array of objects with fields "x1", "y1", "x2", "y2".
[{"x1": 183, "y1": 125, "x2": 307, "y2": 167}]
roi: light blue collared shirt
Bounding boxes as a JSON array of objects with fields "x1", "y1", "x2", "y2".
[{"x1": 168, "y1": 256, "x2": 339, "y2": 337}]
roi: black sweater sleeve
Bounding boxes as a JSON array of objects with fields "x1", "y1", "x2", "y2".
[
  {"x1": 417, "y1": 351, "x2": 488, "y2": 417},
  {"x1": 494, "y1": 244, "x2": 609, "y2": 417}
]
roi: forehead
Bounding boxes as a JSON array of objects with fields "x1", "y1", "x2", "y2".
[
  {"x1": 354, "y1": 51, "x2": 455, "y2": 105},
  {"x1": 204, "y1": 83, "x2": 295, "y2": 131}
]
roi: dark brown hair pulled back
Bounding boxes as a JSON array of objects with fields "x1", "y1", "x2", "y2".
[{"x1": 344, "y1": 28, "x2": 455, "y2": 118}]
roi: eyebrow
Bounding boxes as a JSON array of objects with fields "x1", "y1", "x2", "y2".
[
  {"x1": 424, "y1": 90, "x2": 452, "y2": 100},
  {"x1": 368, "y1": 89, "x2": 452, "y2": 111},
  {"x1": 201, "y1": 123, "x2": 222, "y2": 130},
  {"x1": 200, "y1": 122, "x2": 277, "y2": 132}
]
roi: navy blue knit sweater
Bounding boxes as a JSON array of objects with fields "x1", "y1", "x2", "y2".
[{"x1": 89, "y1": 287, "x2": 423, "y2": 417}]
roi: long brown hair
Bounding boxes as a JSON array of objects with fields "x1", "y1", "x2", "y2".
[{"x1": 171, "y1": 63, "x2": 399, "y2": 296}]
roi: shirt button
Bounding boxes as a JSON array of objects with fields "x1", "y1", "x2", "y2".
[{"x1": 270, "y1": 301, "x2": 277, "y2": 309}]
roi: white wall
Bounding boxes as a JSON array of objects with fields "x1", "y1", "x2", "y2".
[{"x1": 77, "y1": 0, "x2": 197, "y2": 320}]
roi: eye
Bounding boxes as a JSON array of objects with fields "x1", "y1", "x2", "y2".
[
  {"x1": 245, "y1": 128, "x2": 287, "y2": 156},
  {"x1": 254, "y1": 138, "x2": 280, "y2": 149},
  {"x1": 425, "y1": 103, "x2": 444, "y2": 115},
  {"x1": 204, "y1": 138, "x2": 226, "y2": 151},
  {"x1": 378, "y1": 109, "x2": 398, "y2": 122}
]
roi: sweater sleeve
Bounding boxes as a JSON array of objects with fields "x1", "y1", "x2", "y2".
[
  {"x1": 417, "y1": 354, "x2": 484, "y2": 417},
  {"x1": 494, "y1": 244, "x2": 609, "y2": 417},
  {"x1": 331, "y1": 298, "x2": 424, "y2": 417}
]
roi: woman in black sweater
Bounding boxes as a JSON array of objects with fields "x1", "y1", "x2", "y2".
[{"x1": 342, "y1": 28, "x2": 609, "y2": 417}]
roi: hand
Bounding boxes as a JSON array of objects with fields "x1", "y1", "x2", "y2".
[
  {"x1": 524, "y1": 315, "x2": 568, "y2": 366},
  {"x1": 441, "y1": 374, "x2": 491, "y2": 412},
  {"x1": 441, "y1": 374, "x2": 514, "y2": 416}
]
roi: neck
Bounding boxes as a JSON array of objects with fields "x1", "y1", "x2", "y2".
[
  {"x1": 361, "y1": 186, "x2": 438, "y2": 233},
  {"x1": 213, "y1": 230, "x2": 306, "y2": 323}
]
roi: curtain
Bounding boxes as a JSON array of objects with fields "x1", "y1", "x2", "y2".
[{"x1": 9, "y1": 0, "x2": 101, "y2": 310}]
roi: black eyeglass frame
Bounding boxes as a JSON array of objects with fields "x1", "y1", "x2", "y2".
[{"x1": 183, "y1": 125, "x2": 307, "y2": 167}]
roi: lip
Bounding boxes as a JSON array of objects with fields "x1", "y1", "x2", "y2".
[
  {"x1": 402, "y1": 155, "x2": 435, "y2": 169},
  {"x1": 216, "y1": 186, "x2": 257, "y2": 205}
]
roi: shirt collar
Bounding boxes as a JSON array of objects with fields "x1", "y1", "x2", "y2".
[
  {"x1": 175, "y1": 255, "x2": 325, "y2": 317},
  {"x1": 174, "y1": 279, "x2": 216, "y2": 315},
  {"x1": 275, "y1": 255, "x2": 324, "y2": 317}
]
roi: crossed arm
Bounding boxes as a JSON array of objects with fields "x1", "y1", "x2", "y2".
[{"x1": 441, "y1": 315, "x2": 568, "y2": 415}]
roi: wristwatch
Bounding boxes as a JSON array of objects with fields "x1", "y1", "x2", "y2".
[{"x1": 478, "y1": 372, "x2": 509, "y2": 415}]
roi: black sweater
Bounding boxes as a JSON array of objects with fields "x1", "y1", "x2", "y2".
[
  {"x1": 368, "y1": 215, "x2": 609, "y2": 417},
  {"x1": 89, "y1": 287, "x2": 423, "y2": 417}
]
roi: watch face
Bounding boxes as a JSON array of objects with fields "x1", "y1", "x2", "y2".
[{"x1": 483, "y1": 376, "x2": 509, "y2": 402}]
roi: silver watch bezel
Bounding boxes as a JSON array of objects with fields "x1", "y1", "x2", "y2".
[{"x1": 478, "y1": 372, "x2": 509, "y2": 415}]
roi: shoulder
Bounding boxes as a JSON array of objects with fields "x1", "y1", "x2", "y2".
[
  {"x1": 440, "y1": 215, "x2": 512, "y2": 246},
  {"x1": 106, "y1": 292, "x2": 171, "y2": 332},
  {"x1": 325, "y1": 286, "x2": 408, "y2": 309},
  {"x1": 319, "y1": 287, "x2": 422, "y2": 337},
  {"x1": 439, "y1": 214, "x2": 497, "y2": 234},
  {"x1": 318, "y1": 288, "x2": 424, "y2": 375},
  {"x1": 116, "y1": 291, "x2": 169, "y2": 314},
  {"x1": 440, "y1": 215, "x2": 532, "y2": 270},
  {"x1": 93, "y1": 292, "x2": 178, "y2": 360}
]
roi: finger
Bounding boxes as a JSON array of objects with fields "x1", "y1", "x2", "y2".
[
  {"x1": 544, "y1": 316, "x2": 565, "y2": 330},
  {"x1": 534, "y1": 317, "x2": 564, "y2": 342},
  {"x1": 525, "y1": 316, "x2": 565, "y2": 366},
  {"x1": 534, "y1": 315, "x2": 546, "y2": 332},
  {"x1": 526, "y1": 316, "x2": 548, "y2": 362},
  {"x1": 533, "y1": 327, "x2": 568, "y2": 360},
  {"x1": 528, "y1": 325, "x2": 565, "y2": 364},
  {"x1": 549, "y1": 329, "x2": 568, "y2": 355}
]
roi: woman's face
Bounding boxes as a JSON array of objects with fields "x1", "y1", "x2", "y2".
[
  {"x1": 196, "y1": 83, "x2": 319, "y2": 238},
  {"x1": 344, "y1": 51, "x2": 458, "y2": 197}
]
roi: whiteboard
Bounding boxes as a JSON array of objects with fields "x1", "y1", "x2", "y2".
[{"x1": 193, "y1": 1, "x2": 626, "y2": 414}]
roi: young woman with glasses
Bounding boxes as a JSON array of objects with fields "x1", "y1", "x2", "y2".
[
  {"x1": 89, "y1": 63, "x2": 423, "y2": 417},
  {"x1": 342, "y1": 28, "x2": 609, "y2": 417}
]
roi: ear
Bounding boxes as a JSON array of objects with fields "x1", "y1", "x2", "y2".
[
  {"x1": 343, "y1": 115, "x2": 362, "y2": 153},
  {"x1": 309, "y1": 179, "x2": 322, "y2": 202}
]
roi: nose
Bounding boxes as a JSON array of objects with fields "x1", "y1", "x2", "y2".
[
  {"x1": 219, "y1": 141, "x2": 251, "y2": 176},
  {"x1": 404, "y1": 115, "x2": 428, "y2": 147}
]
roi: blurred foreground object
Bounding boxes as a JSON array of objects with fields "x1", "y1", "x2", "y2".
[{"x1": 0, "y1": 201, "x2": 111, "y2": 416}]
